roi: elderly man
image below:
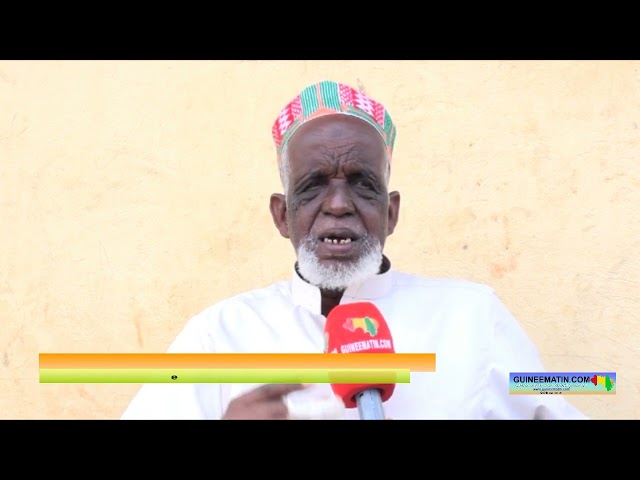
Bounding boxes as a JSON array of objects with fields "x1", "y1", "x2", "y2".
[{"x1": 121, "y1": 80, "x2": 588, "y2": 420}]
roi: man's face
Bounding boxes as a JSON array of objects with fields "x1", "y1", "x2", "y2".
[{"x1": 270, "y1": 115, "x2": 400, "y2": 290}]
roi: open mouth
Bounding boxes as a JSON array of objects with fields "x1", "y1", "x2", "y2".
[
  {"x1": 317, "y1": 228, "x2": 361, "y2": 245},
  {"x1": 315, "y1": 229, "x2": 362, "y2": 256},
  {"x1": 321, "y1": 237, "x2": 355, "y2": 245}
]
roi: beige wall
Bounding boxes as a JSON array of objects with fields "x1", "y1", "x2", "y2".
[{"x1": 1, "y1": 60, "x2": 638, "y2": 419}]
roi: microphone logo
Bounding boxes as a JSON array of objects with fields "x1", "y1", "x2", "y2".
[{"x1": 343, "y1": 316, "x2": 379, "y2": 337}]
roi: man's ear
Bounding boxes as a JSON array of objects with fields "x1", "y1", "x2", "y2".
[
  {"x1": 269, "y1": 193, "x2": 290, "y2": 239},
  {"x1": 387, "y1": 191, "x2": 400, "y2": 236}
]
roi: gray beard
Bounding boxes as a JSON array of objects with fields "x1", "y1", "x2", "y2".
[{"x1": 296, "y1": 234, "x2": 383, "y2": 291}]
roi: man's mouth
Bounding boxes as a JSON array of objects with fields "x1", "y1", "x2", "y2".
[
  {"x1": 315, "y1": 229, "x2": 362, "y2": 257},
  {"x1": 321, "y1": 237, "x2": 354, "y2": 245},
  {"x1": 317, "y1": 228, "x2": 361, "y2": 245}
]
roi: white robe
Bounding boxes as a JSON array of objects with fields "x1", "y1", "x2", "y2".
[{"x1": 121, "y1": 262, "x2": 588, "y2": 420}]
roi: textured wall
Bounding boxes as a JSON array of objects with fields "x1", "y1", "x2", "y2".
[{"x1": 1, "y1": 60, "x2": 638, "y2": 419}]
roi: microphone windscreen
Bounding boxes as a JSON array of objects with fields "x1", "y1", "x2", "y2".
[{"x1": 324, "y1": 301, "x2": 396, "y2": 408}]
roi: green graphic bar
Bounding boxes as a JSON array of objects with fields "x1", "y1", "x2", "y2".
[{"x1": 39, "y1": 368, "x2": 411, "y2": 384}]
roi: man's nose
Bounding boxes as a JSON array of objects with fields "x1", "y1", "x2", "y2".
[{"x1": 321, "y1": 180, "x2": 355, "y2": 216}]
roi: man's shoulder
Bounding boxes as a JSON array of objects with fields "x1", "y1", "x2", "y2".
[
  {"x1": 391, "y1": 270, "x2": 496, "y2": 297},
  {"x1": 165, "y1": 279, "x2": 293, "y2": 351},
  {"x1": 192, "y1": 279, "x2": 292, "y2": 318}
]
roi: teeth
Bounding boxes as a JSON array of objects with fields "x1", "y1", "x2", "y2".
[{"x1": 323, "y1": 238, "x2": 352, "y2": 244}]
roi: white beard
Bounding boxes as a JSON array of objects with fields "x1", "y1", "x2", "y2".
[{"x1": 296, "y1": 234, "x2": 383, "y2": 291}]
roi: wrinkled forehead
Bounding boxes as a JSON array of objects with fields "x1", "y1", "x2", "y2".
[
  {"x1": 288, "y1": 113, "x2": 387, "y2": 152},
  {"x1": 285, "y1": 115, "x2": 389, "y2": 183}
]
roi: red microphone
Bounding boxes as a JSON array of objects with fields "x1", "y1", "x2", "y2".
[{"x1": 324, "y1": 301, "x2": 395, "y2": 420}]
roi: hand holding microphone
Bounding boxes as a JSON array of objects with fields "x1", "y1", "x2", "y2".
[
  {"x1": 284, "y1": 385, "x2": 346, "y2": 419},
  {"x1": 324, "y1": 301, "x2": 396, "y2": 420},
  {"x1": 221, "y1": 300, "x2": 395, "y2": 420},
  {"x1": 222, "y1": 383, "x2": 346, "y2": 420},
  {"x1": 222, "y1": 383, "x2": 307, "y2": 420}
]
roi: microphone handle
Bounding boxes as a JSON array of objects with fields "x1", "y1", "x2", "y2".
[{"x1": 356, "y1": 389, "x2": 385, "y2": 420}]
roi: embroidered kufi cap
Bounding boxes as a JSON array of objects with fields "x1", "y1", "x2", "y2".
[{"x1": 271, "y1": 80, "x2": 396, "y2": 163}]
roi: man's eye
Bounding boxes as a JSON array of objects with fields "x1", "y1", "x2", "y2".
[
  {"x1": 354, "y1": 180, "x2": 372, "y2": 188},
  {"x1": 304, "y1": 183, "x2": 322, "y2": 191},
  {"x1": 297, "y1": 183, "x2": 322, "y2": 196}
]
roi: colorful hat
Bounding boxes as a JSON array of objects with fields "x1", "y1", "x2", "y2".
[{"x1": 272, "y1": 80, "x2": 396, "y2": 163}]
